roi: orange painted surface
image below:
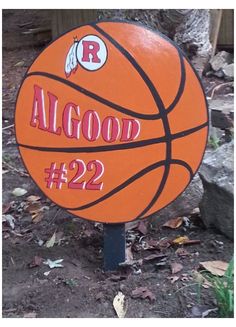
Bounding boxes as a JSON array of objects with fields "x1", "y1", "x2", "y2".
[
  {"x1": 15, "y1": 21, "x2": 208, "y2": 223},
  {"x1": 19, "y1": 143, "x2": 166, "y2": 211},
  {"x1": 16, "y1": 76, "x2": 165, "y2": 148},
  {"x1": 140, "y1": 164, "x2": 191, "y2": 218}
]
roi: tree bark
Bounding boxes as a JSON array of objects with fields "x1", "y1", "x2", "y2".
[{"x1": 98, "y1": 9, "x2": 212, "y2": 74}]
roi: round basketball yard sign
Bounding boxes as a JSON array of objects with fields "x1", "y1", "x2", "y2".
[{"x1": 15, "y1": 21, "x2": 208, "y2": 224}]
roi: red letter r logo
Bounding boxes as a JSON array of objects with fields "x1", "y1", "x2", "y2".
[
  {"x1": 77, "y1": 35, "x2": 107, "y2": 71},
  {"x1": 81, "y1": 40, "x2": 101, "y2": 63}
]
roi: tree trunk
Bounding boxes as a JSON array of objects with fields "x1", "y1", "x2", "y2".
[
  {"x1": 52, "y1": 9, "x2": 212, "y2": 74},
  {"x1": 98, "y1": 9, "x2": 212, "y2": 74}
]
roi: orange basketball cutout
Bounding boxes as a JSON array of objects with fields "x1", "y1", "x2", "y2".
[{"x1": 15, "y1": 21, "x2": 208, "y2": 223}]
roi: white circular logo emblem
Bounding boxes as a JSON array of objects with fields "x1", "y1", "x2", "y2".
[{"x1": 77, "y1": 35, "x2": 107, "y2": 71}]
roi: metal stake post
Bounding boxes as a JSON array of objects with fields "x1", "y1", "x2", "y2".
[{"x1": 103, "y1": 223, "x2": 126, "y2": 271}]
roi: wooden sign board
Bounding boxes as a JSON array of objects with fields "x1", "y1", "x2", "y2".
[{"x1": 15, "y1": 21, "x2": 208, "y2": 224}]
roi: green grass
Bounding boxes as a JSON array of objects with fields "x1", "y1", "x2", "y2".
[
  {"x1": 2, "y1": 153, "x2": 11, "y2": 163},
  {"x1": 208, "y1": 135, "x2": 220, "y2": 149},
  {"x1": 204, "y1": 259, "x2": 234, "y2": 318},
  {"x1": 64, "y1": 278, "x2": 79, "y2": 289}
]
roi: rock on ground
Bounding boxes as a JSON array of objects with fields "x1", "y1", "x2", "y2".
[
  {"x1": 150, "y1": 142, "x2": 233, "y2": 233},
  {"x1": 199, "y1": 141, "x2": 234, "y2": 239},
  {"x1": 209, "y1": 51, "x2": 233, "y2": 71},
  {"x1": 207, "y1": 51, "x2": 234, "y2": 80},
  {"x1": 222, "y1": 63, "x2": 234, "y2": 81}
]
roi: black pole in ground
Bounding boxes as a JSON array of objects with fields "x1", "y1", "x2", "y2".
[{"x1": 103, "y1": 223, "x2": 126, "y2": 271}]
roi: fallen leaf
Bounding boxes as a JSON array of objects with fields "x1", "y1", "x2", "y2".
[
  {"x1": 2, "y1": 203, "x2": 11, "y2": 214},
  {"x1": 172, "y1": 236, "x2": 201, "y2": 246},
  {"x1": 131, "y1": 287, "x2": 156, "y2": 302},
  {"x1": 143, "y1": 253, "x2": 167, "y2": 262},
  {"x1": 26, "y1": 195, "x2": 41, "y2": 202},
  {"x1": 192, "y1": 271, "x2": 212, "y2": 288},
  {"x1": 175, "y1": 248, "x2": 190, "y2": 257},
  {"x1": 214, "y1": 240, "x2": 224, "y2": 246},
  {"x1": 170, "y1": 262, "x2": 183, "y2": 274},
  {"x1": 95, "y1": 292, "x2": 104, "y2": 301},
  {"x1": 158, "y1": 238, "x2": 171, "y2": 248},
  {"x1": 11, "y1": 230, "x2": 24, "y2": 237},
  {"x1": 12, "y1": 187, "x2": 27, "y2": 197},
  {"x1": 144, "y1": 239, "x2": 159, "y2": 249},
  {"x1": 44, "y1": 271, "x2": 51, "y2": 276},
  {"x1": 202, "y1": 308, "x2": 218, "y2": 317},
  {"x1": 23, "y1": 312, "x2": 37, "y2": 318},
  {"x1": 191, "y1": 305, "x2": 204, "y2": 317},
  {"x1": 26, "y1": 202, "x2": 42, "y2": 214},
  {"x1": 172, "y1": 236, "x2": 189, "y2": 245},
  {"x1": 14, "y1": 60, "x2": 25, "y2": 67},
  {"x1": 26, "y1": 201, "x2": 44, "y2": 223},
  {"x1": 109, "y1": 274, "x2": 126, "y2": 282},
  {"x1": 125, "y1": 246, "x2": 133, "y2": 262},
  {"x1": 182, "y1": 216, "x2": 191, "y2": 227},
  {"x1": 191, "y1": 207, "x2": 200, "y2": 215},
  {"x1": 163, "y1": 217, "x2": 183, "y2": 229},
  {"x1": 3, "y1": 308, "x2": 17, "y2": 313},
  {"x1": 133, "y1": 268, "x2": 142, "y2": 275},
  {"x1": 125, "y1": 221, "x2": 139, "y2": 231},
  {"x1": 28, "y1": 256, "x2": 43, "y2": 268},
  {"x1": 3, "y1": 232, "x2": 10, "y2": 239},
  {"x1": 155, "y1": 256, "x2": 168, "y2": 268},
  {"x1": 83, "y1": 229, "x2": 93, "y2": 237},
  {"x1": 180, "y1": 273, "x2": 191, "y2": 282},
  {"x1": 137, "y1": 221, "x2": 148, "y2": 235},
  {"x1": 119, "y1": 258, "x2": 143, "y2": 267},
  {"x1": 45, "y1": 232, "x2": 56, "y2": 248},
  {"x1": 191, "y1": 305, "x2": 217, "y2": 318},
  {"x1": 3, "y1": 214, "x2": 15, "y2": 229},
  {"x1": 192, "y1": 270, "x2": 204, "y2": 283},
  {"x1": 202, "y1": 281, "x2": 212, "y2": 289},
  {"x1": 37, "y1": 239, "x2": 44, "y2": 246},
  {"x1": 113, "y1": 291, "x2": 127, "y2": 318},
  {"x1": 168, "y1": 276, "x2": 180, "y2": 284},
  {"x1": 2, "y1": 169, "x2": 9, "y2": 174},
  {"x1": 55, "y1": 231, "x2": 64, "y2": 245},
  {"x1": 32, "y1": 212, "x2": 44, "y2": 223},
  {"x1": 199, "y1": 260, "x2": 229, "y2": 276},
  {"x1": 43, "y1": 258, "x2": 64, "y2": 269},
  {"x1": 41, "y1": 205, "x2": 50, "y2": 211}
]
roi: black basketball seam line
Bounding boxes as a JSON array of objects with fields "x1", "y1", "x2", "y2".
[
  {"x1": 90, "y1": 24, "x2": 174, "y2": 220},
  {"x1": 14, "y1": 19, "x2": 209, "y2": 224},
  {"x1": 24, "y1": 26, "x2": 187, "y2": 220},
  {"x1": 25, "y1": 72, "x2": 162, "y2": 121},
  {"x1": 93, "y1": 23, "x2": 186, "y2": 116},
  {"x1": 92, "y1": 23, "x2": 209, "y2": 129},
  {"x1": 16, "y1": 121, "x2": 208, "y2": 153},
  {"x1": 166, "y1": 50, "x2": 186, "y2": 113},
  {"x1": 19, "y1": 61, "x2": 205, "y2": 221},
  {"x1": 92, "y1": 24, "x2": 167, "y2": 112},
  {"x1": 24, "y1": 46, "x2": 186, "y2": 123},
  {"x1": 171, "y1": 122, "x2": 208, "y2": 139},
  {"x1": 62, "y1": 158, "x2": 193, "y2": 211},
  {"x1": 17, "y1": 136, "x2": 166, "y2": 152}
]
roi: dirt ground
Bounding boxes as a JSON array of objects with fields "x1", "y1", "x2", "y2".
[{"x1": 2, "y1": 10, "x2": 234, "y2": 318}]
